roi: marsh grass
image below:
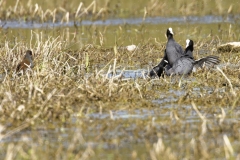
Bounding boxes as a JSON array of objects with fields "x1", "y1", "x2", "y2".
[
  {"x1": 0, "y1": 0, "x2": 240, "y2": 23},
  {"x1": 0, "y1": 29, "x2": 239, "y2": 159}
]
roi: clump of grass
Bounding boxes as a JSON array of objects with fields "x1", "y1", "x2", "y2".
[
  {"x1": 0, "y1": 0, "x2": 239, "y2": 23},
  {"x1": 0, "y1": 30, "x2": 165, "y2": 124}
]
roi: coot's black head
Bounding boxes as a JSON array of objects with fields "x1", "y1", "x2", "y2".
[
  {"x1": 186, "y1": 39, "x2": 194, "y2": 51},
  {"x1": 166, "y1": 28, "x2": 174, "y2": 39}
]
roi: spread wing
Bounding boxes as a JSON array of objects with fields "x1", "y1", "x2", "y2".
[{"x1": 194, "y1": 55, "x2": 220, "y2": 69}]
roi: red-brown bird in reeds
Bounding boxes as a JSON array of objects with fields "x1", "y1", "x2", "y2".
[{"x1": 16, "y1": 50, "x2": 34, "y2": 74}]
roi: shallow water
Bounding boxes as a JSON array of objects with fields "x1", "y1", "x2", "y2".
[
  {"x1": 3, "y1": 102, "x2": 239, "y2": 159},
  {"x1": 1, "y1": 15, "x2": 240, "y2": 49},
  {"x1": 1, "y1": 15, "x2": 239, "y2": 29},
  {"x1": 107, "y1": 69, "x2": 147, "y2": 79}
]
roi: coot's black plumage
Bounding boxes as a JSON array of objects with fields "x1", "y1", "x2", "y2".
[
  {"x1": 165, "y1": 28, "x2": 185, "y2": 66},
  {"x1": 149, "y1": 28, "x2": 185, "y2": 77},
  {"x1": 149, "y1": 49, "x2": 168, "y2": 77},
  {"x1": 185, "y1": 39, "x2": 193, "y2": 57},
  {"x1": 165, "y1": 39, "x2": 220, "y2": 76}
]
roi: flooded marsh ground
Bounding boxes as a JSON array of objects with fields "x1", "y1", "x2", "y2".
[{"x1": 0, "y1": 0, "x2": 240, "y2": 159}]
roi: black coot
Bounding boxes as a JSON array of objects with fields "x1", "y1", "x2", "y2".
[
  {"x1": 149, "y1": 49, "x2": 168, "y2": 77},
  {"x1": 165, "y1": 28, "x2": 185, "y2": 66},
  {"x1": 165, "y1": 39, "x2": 220, "y2": 76},
  {"x1": 149, "y1": 28, "x2": 185, "y2": 77}
]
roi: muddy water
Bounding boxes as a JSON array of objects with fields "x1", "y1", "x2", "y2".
[{"x1": 1, "y1": 15, "x2": 240, "y2": 159}]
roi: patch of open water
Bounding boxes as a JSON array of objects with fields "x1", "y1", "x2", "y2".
[
  {"x1": 1, "y1": 15, "x2": 239, "y2": 29},
  {"x1": 107, "y1": 69, "x2": 147, "y2": 79}
]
